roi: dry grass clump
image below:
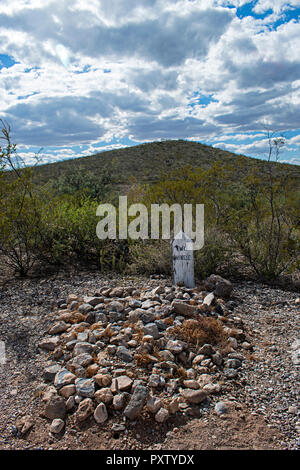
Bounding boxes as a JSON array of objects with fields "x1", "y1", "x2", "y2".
[
  {"x1": 170, "y1": 317, "x2": 229, "y2": 351},
  {"x1": 134, "y1": 352, "x2": 156, "y2": 367}
]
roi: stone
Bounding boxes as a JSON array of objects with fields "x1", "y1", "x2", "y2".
[
  {"x1": 204, "y1": 275, "x2": 232, "y2": 298},
  {"x1": 198, "y1": 344, "x2": 215, "y2": 356},
  {"x1": 94, "y1": 374, "x2": 112, "y2": 387},
  {"x1": 113, "y1": 393, "x2": 128, "y2": 411},
  {"x1": 203, "y1": 383, "x2": 221, "y2": 394},
  {"x1": 181, "y1": 389, "x2": 207, "y2": 404},
  {"x1": 111, "y1": 376, "x2": 133, "y2": 393},
  {"x1": 78, "y1": 303, "x2": 94, "y2": 314},
  {"x1": 48, "y1": 321, "x2": 69, "y2": 335},
  {"x1": 226, "y1": 358, "x2": 242, "y2": 369},
  {"x1": 198, "y1": 374, "x2": 213, "y2": 387},
  {"x1": 39, "y1": 337, "x2": 60, "y2": 351},
  {"x1": 183, "y1": 380, "x2": 200, "y2": 390},
  {"x1": 83, "y1": 296, "x2": 104, "y2": 306},
  {"x1": 50, "y1": 418, "x2": 64, "y2": 434},
  {"x1": 94, "y1": 403, "x2": 108, "y2": 424},
  {"x1": 110, "y1": 287, "x2": 124, "y2": 298},
  {"x1": 155, "y1": 408, "x2": 169, "y2": 423},
  {"x1": 215, "y1": 401, "x2": 228, "y2": 415},
  {"x1": 59, "y1": 384, "x2": 76, "y2": 398},
  {"x1": 171, "y1": 301, "x2": 197, "y2": 317},
  {"x1": 66, "y1": 396, "x2": 75, "y2": 411},
  {"x1": 86, "y1": 363, "x2": 99, "y2": 377},
  {"x1": 166, "y1": 340, "x2": 184, "y2": 354},
  {"x1": 94, "y1": 388, "x2": 113, "y2": 405},
  {"x1": 109, "y1": 301, "x2": 124, "y2": 312},
  {"x1": 224, "y1": 368, "x2": 238, "y2": 378},
  {"x1": 143, "y1": 323, "x2": 160, "y2": 339},
  {"x1": 76, "y1": 398, "x2": 94, "y2": 422},
  {"x1": 72, "y1": 353, "x2": 93, "y2": 367},
  {"x1": 73, "y1": 342, "x2": 94, "y2": 356},
  {"x1": 116, "y1": 346, "x2": 133, "y2": 363},
  {"x1": 146, "y1": 396, "x2": 162, "y2": 414},
  {"x1": 43, "y1": 364, "x2": 62, "y2": 382},
  {"x1": 124, "y1": 385, "x2": 149, "y2": 420},
  {"x1": 54, "y1": 369, "x2": 76, "y2": 389},
  {"x1": 44, "y1": 396, "x2": 66, "y2": 420},
  {"x1": 168, "y1": 398, "x2": 180, "y2": 414},
  {"x1": 75, "y1": 378, "x2": 95, "y2": 398},
  {"x1": 16, "y1": 416, "x2": 34, "y2": 435},
  {"x1": 203, "y1": 293, "x2": 215, "y2": 306}
]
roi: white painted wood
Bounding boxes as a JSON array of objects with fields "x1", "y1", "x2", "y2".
[{"x1": 171, "y1": 231, "x2": 195, "y2": 288}]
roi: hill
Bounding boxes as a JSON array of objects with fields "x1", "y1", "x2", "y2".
[{"x1": 31, "y1": 140, "x2": 300, "y2": 190}]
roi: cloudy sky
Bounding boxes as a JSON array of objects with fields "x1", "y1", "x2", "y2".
[{"x1": 0, "y1": 0, "x2": 300, "y2": 166}]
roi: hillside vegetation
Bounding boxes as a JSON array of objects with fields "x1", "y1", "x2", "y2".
[
  {"x1": 1, "y1": 125, "x2": 300, "y2": 281},
  {"x1": 31, "y1": 139, "x2": 300, "y2": 190}
]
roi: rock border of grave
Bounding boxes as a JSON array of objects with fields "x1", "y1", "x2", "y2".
[{"x1": 37, "y1": 276, "x2": 250, "y2": 433}]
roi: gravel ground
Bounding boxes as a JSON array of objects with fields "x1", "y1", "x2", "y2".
[{"x1": 0, "y1": 271, "x2": 299, "y2": 450}]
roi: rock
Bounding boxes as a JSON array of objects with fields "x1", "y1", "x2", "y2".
[
  {"x1": 146, "y1": 396, "x2": 162, "y2": 414},
  {"x1": 226, "y1": 358, "x2": 242, "y2": 369},
  {"x1": 143, "y1": 323, "x2": 160, "y2": 339},
  {"x1": 94, "y1": 403, "x2": 108, "y2": 424},
  {"x1": 198, "y1": 374, "x2": 213, "y2": 387},
  {"x1": 16, "y1": 416, "x2": 34, "y2": 435},
  {"x1": 111, "y1": 375, "x2": 133, "y2": 393},
  {"x1": 166, "y1": 340, "x2": 184, "y2": 354},
  {"x1": 224, "y1": 368, "x2": 238, "y2": 379},
  {"x1": 94, "y1": 374, "x2": 112, "y2": 387},
  {"x1": 78, "y1": 303, "x2": 94, "y2": 314},
  {"x1": 84, "y1": 296, "x2": 104, "y2": 306},
  {"x1": 73, "y1": 342, "x2": 94, "y2": 356},
  {"x1": 66, "y1": 396, "x2": 75, "y2": 411},
  {"x1": 203, "y1": 293, "x2": 215, "y2": 306},
  {"x1": 48, "y1": 321, "x2": 69, "y2": 335},
  {"x1": 110, "y1": 287, "x2": 124, "y2": 298},
  {"x1": 113, "y1": 393, "x2": 128, "y2": 410},
  {"x1": 72, "y1": 353, "x2": 94, "y2": 367},
  {"x1": 215, "y1": 401, "x2": 228, "y2": 415},
  {"x1": 76, "y1": 398, "x2": 94, "y2": 422},
  {"x1": 203, "y1": 383, "x2": 221, "y2": 394},
  {"x1": 212, "y1": 352, "x2": 223, "y2": 366},
  {"x1": 75, "y1": 378, "x2": 95, "y2": 398},
  {"x1": 168, "y1": 398, "x2": 180, "y2": 414},
  {"x1": 95, "y1": 388, "x2": 113, "y2": 405},
  {"x1": 124, "y1": 385, "x2": 149, "y2": 420},
  {"x1": 44, "y1": 396, "x2": 66, "y2": 420},
  {"x1": 155, "y1": 408, "x2": 169, "y2": 423},
  {"x1": 204, "y1": 274, "x2": 232, "y2": 298},
  {"x1": 86, "y1": 363, "x2": 99, "y2": 377},
  {"x1": 54, "y1": 369, "x2": 76, "y2": 389},
  {"x1": 39, "y1": 337, "x2": 60, "y2": 351},
  {"x1": 181, "y1": 389, "x2": 207, "y2": 404},
  {"x1": 43, "y1": 364, "x2": 62, "y2": 382},
  {"x1": 59, "y1": 384, "x2": 76, "y2": 398},
  {"x1": 198, "y1": 344, "x2": 215, "y2": 356},
  {"x1": 116, "y1": 346, "x2": 133, "y2": 363},
  {"x1": 109, "y1": 301, "x2": 124, "y2": 312},
  {"x1": 50, "y1": 418, "x2": 65, "y2": 434},
  {"x1": 171, "y1": 301, "x2": 197, "y2": 317},
  {"x1": 183, "y1": 380, "x2": 200, "y2": 390}
]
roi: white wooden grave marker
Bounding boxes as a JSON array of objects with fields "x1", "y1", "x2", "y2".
[{"x1": 171, "y1": 231, "x2": 195, "y2": 288}]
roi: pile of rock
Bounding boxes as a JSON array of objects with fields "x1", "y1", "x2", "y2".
[{"x1": 38, "y1": 275, "x2": 251, "y2": 434}]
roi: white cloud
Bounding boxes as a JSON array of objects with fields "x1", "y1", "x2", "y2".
[{"x1": 0, "y1": 0, "x2": 299, "y2": 164}]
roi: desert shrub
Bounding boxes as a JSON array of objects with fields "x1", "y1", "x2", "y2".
[
  {"x1": 194, "y1": 227, "x2": 229, "y2": 279},
  {"x1": 170, "y1": 317, "x2": 229, "y2": 352},
  {"x1": 126, "y1": 239, "x2": 171, "y2": 275}
]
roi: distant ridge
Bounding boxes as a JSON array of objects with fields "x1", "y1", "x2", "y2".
[{"x1": 31, "y1": 139, "x2": 300, "y2": 189}]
